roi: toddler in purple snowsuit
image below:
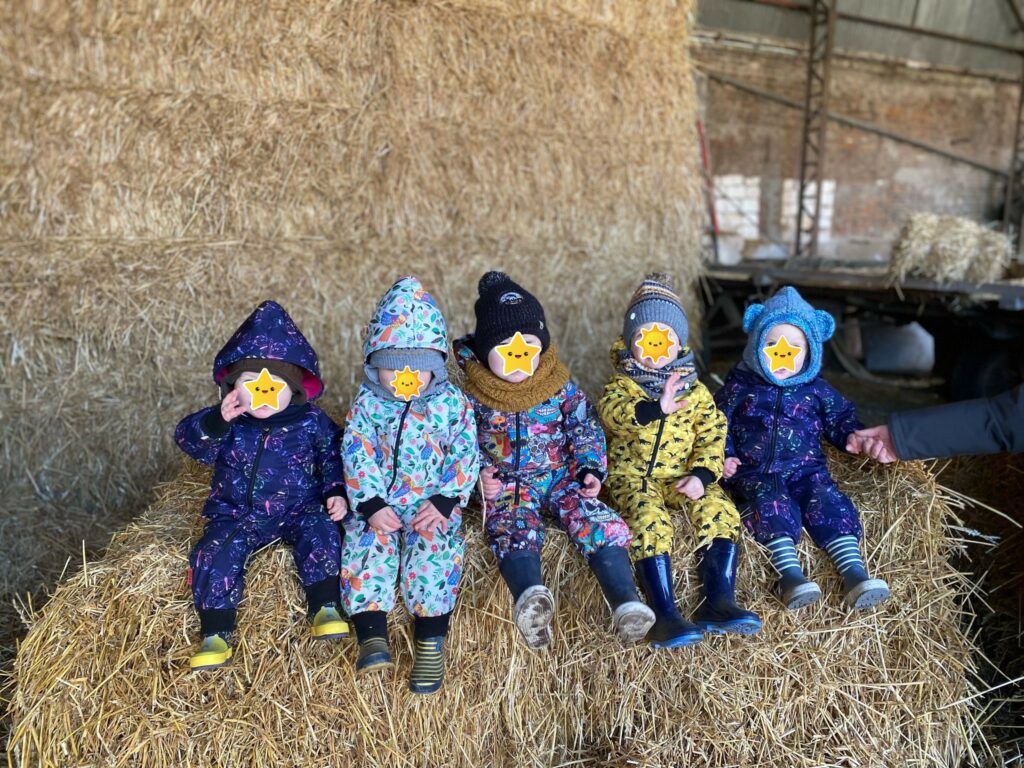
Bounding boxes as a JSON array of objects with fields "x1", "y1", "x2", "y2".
[
  {"x1": 175, "y1": 301, "x2": 349, "y2": 671},
  {"x1": 714, "y1": 287, "x2": 890, "y2": 611}
]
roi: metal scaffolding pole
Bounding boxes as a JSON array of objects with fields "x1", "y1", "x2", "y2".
[
  {"x1": 1004, "y1": 56, "x2": 1024, "y2": 254},
  {"x1": 733, "y1": 0, "x2": 1024, "y2": 55},
  {"x1": 793, "y1": 0, "x2": 836, "y2": 264}
]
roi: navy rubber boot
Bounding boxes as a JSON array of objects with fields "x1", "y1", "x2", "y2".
[
  {"x1": 634, "y1": 554, "x2": 703, "y2": 649},
  {"x1": 694, "y1": 538, "x2": 762, "y2": 636}
]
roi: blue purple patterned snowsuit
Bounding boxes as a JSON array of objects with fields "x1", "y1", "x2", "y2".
[
  {"x1": 714, "y1": 363, "x2": 864, "y2": 547},
  {"x1": 175, "y1": 301, "x2": 345, "y2": 620},
  {"x1": 713, "y1": 287, "x2": 866, "y2": 548}
]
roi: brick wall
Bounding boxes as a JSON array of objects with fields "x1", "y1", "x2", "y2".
[{"x1": 695, "y1": 39, "x2": 1017, "y2": 261}]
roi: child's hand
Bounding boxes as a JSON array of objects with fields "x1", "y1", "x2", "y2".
[
  {"x1": 480, "y1": 466, "x2": 502, "y2": 502},
  {"x1": 220, "y1": 389, "x2": 247, "y2": 422},
  {"x1": 659, "y1": 373, "x2": 690, "y2": 416},
  {"x1": 675, "y1": 475, "x2": 705, "y2": 500},
  {"x1": 723, "y1": 457, "x2": 742, "y2": 479},
  {"x1": 326, "y1": 495, "x2": 348, "y2": 522},
  {"x1": 579, "y1": 472, "x2": 602, "y2": 498},
  {"x1": 368, "y1": 506, "x2": 402, "y2": 535},
  {"x1": 846, "y1": 425, "x2": 898, "y2": 464},
  {"x1": 412, "y1": 500, "x2": 449, "y2": 535}
]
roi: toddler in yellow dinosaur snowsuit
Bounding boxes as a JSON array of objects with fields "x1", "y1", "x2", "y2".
[{"x1": 598, "y1": 274, "x2": 761, "y2": 648}]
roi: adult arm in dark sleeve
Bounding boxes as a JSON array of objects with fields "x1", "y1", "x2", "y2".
[{"x1": 888, "y1": 385, "x2": 1024, "y2": 459}]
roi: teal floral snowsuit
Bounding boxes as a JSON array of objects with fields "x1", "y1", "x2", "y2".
[{"x1": 340, "y1": 277, "x2": 479, "y2": 617}]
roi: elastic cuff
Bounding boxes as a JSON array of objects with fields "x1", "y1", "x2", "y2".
[
  {"x1": 351, "y1": 610, "x2": 388, "y2": 641},
  {"x1": 575, "y1": 467, "x2": 604, "y2": 486},
  {"x1": 200, "y1": 410, "x2": 231, "y2": 438},
  {"x1": 323, "y1": 487, "x2": 347, "y2": 503},
  {"x1": 357, "y1": 497, "x2": 389, "y2": 521},
  {"x1": 689, "y1": 467, "x2": 716, "y2": 490},
  {"x1": 428, "y1": 494, "x2": 459, "y2": 519},
  {"x1": 887, "y1": 414, "x2": 910, "y2": 460},
  {"x1": 414, "y1": 611, "x2": 452, "y2": 639},
  {"x1": 634, "y1": 400, "x2": 663, "y2": 426},
  {"x1": 198, "y1": 608, "x2": 236, "y2": 636},
  {"x1": 304, "y1": 576, "x2": 340, "y2": 615}
]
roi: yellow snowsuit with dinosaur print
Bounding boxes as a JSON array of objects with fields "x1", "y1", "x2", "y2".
[{"x1": 598, "y1": 343, "x2": 741, "y2": 559}]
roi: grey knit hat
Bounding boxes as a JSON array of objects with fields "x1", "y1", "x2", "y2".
[
  {"x1": 363, "y1": 348, "x2": 448, "y2": 401},
  {"x1": 623, "y1": 272, "x2": 688, "y2": 347}
]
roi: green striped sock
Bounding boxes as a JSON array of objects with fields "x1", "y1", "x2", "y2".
[{"x1": 409, "y1": 638, "x2": 445, "y2": 691}]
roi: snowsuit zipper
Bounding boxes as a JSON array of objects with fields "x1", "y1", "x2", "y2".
[
  {"x1": 643, "y1": 415, "x2": 667, "y2": 493},
  {"x1": 219, "y1": 426, "x2": 274, "y2": 557},
  {"x1": 387, "y1": 401, "x2": 413, "y2": 495},
  {"x1": 247, "y1": 427, "x2": 272, "y2": 512},
  {"x1": 764, "y1": 389, "x2": 783, "y2": 472},
  {"x1": 513, "y1": 412, "x2": 522, "y2": 507}
]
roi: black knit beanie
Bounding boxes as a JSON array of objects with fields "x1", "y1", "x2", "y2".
[{"x1": 473, "y1": 271, "x2": 550, "y2": 358}]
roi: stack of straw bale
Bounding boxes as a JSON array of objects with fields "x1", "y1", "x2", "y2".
[
  {"x1": 889, "y1": 213, "x2": 1011, "y2": 284},
  {"x1": 6, "y1": 452, "x2": 982, "y2": 766},
  {"x1": 0, "y1": 0, "x2": 704, "y2": 646}
]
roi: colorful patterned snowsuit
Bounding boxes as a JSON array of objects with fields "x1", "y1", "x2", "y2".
[
  {"x1": 341, "y1": 278, "x2": 479, "y2": 617},
  {"x1": 176, "y1": 301, "x2": 345, "y2": 615},
  {"x1": 454, "y1": 338, "x2": 632, "y2": 563},
  {"x1": 599, "y1": 341, "x2": 741, "y2": 559},
  {"x1": 714, "y1": 365, "x2": 864, "y2": 546}
]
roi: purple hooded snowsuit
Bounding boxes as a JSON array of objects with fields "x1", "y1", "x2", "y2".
[
  {"x1": 175, "y1": 301, "x2": 345, "y2": 634},
  {"x1": 713, "y1": 287, "x2": 864, "y2": 548}
]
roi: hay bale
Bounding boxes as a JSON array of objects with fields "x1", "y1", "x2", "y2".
[
  {"x1": 0, "y1": 0, "x2": 704, "y2": 640},
  {"x1": 7, "y1": 451, "x2": 981, "y2": 767},
  {"x1": 889, "y1": 213, "x2": 1011, "y2": 284}
]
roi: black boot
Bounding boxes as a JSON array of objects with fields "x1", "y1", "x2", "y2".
[
  {"x1": 694, "y1": 538, "x2": 762, "y2": 636},
  {"x1": 499, "y1": 551, "x2": 554, "y2": 649},
  {"x1": 634, "y1": 554, "x2": 703, "y2": 649},
  {"x1": 588, "y1": 546, "x2": 655, "y2": 643}
]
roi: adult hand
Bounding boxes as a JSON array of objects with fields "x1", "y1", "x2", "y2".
[{"x1": 847, "y1": 425, "x2": 898, "y2": 464}]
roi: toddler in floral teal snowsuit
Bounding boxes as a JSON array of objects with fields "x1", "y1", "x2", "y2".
[{"x1": 341, "y1": 276, "x2": 479, "y2": 694}]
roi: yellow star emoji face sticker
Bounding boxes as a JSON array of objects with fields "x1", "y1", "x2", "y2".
[
  {"x1": 243, "y1": 368, "x2": 288, "y2": 411},
  {"x1": 634, "y1": 323, "x2": 678, "y2": 366},
  {"x1": 389, "y1": 366, "x2": 426, "y2": 402},
  {"x1": 763, "y1": 334, "x2": 803, "y2": 373},
  {"x1": 495, "y1": 332, "x2": 542, "y2": 377}
]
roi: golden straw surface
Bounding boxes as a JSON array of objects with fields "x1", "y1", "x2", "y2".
[{"x1": 7, "y1": 451, "x2": 980, "y2": 767}]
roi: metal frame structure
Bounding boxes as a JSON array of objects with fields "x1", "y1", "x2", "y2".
[
  {"x1": 793, "y1": 0, "x2": 835, "y2": 263},
  {"x1": 1005, "y1": 57, "x2": 1024, "y2": 244},
  {"x1": 723, "y1": 0, "x2": 1024, "y2": 258}
]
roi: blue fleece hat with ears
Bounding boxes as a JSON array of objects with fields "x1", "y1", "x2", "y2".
[{"x1": 741, "y1": 286, "x2": 836, "y2": 387}]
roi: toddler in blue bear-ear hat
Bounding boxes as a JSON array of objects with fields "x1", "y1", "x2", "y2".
[{"x1": 713, "y1": 286, "x2": 890, "y2": 611}]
